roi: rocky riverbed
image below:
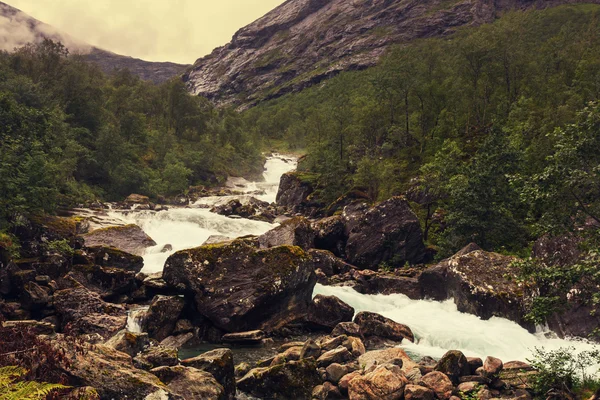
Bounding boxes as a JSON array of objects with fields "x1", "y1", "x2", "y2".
[{"x1": 0, "y1": 154, "x2": 598, "y2": 399}]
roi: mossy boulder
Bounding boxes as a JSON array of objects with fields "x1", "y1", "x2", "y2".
[
  {"x1": 84, "y1": 246, "x2": 144, "y2": 272},
  {"x1": 181, "y1": 348, "x2": 235, "y2": 399},
  {"x1": 143, "y1": 295, "x2": 185, "y2": 342},
  {"x1": 237, "y1": 358, "x2": 321, "y2": 400},
  {"x1": 163, "y1": 239, "x2": 317, "y2": 332},
  {"x1": 259, "y1": 216, "x2": 315, "y2": 250},
  {"x1": 276, "y1": 171, "x2": 320, "y2": 214},
  {"x1": 82, "y1": 224, "x2": 156, "y2": 256},
  {"x1": 151, "y1": 365, "x2": 225, "y2": 400}
]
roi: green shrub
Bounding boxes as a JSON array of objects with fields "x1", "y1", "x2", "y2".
[{"x1": 0, "y1": 366, "x2": 69, "y2": 400}]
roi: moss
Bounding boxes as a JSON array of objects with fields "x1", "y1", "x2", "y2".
[
  {"x1": 30, "y1": 214, "x2": 79, "y2": 238},
  {"x1": 84, "y1": 224, "x2": 138, "y2": 235}
]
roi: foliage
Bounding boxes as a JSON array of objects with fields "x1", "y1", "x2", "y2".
[
  {"x1": 0, "y1": 367, "x2": 68, "y2": 400},
  {"x1": 527, "y1": 347, "x2": 600, "y2": 399},
  {"x1": 0, "y1": 39, "x2": 264, "y2": 227},
  {"x1": 44, "y1": 240, "x2": 74, "y2": 257},
  {"x1": 512, "y1": 250, "x2": 600, "y2": 326}
]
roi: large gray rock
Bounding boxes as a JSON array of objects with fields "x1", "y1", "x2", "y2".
[
  {"x1": 82, "y1": 224, "x2": 156, "y2": 256},
  {"x1": 143, "y1": 295, "x2": 185, "y2": 342},
  {"x1": 306, "y1": 294, "x2": 355, "y2": 330},
  {"x1": 259, "y1": 216, "x2": 315, "y2": 250},
  {"x1": 181, "y1": 348, "x2": 236, "y2": 400},
  {"x1": 344, "y1": 197, "x2": 427, "y2": 270},
  {"x1": 275, "y1": 172, "x2": 316, "y2": 212},
  {"x1": 163, "y1": 239, "x2": 317, "y2": 332},
  {"x1": 354, "y1": 311, "x2": 414, "y2": 343}
]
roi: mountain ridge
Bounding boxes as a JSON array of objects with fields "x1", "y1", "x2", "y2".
[{"x1": 184, "y1": 0, "x2": 600, "y2": 107}]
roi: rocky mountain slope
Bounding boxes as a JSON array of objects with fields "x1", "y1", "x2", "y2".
[
  {"x1": 0, "y1": 1, "x2": 188, "y2": 84},
  {"x1": 185, "y1": 0, "x2": 600, "y2": 107}
]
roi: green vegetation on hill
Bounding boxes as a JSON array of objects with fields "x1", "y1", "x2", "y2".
[
  {"x1": 0, "y1": 40, "x2": 264, "y2": 228},
  {"x1": 243, "y1": 4, "x2": 600, "y2": 256}
]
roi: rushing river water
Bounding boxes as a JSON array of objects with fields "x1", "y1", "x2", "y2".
[{"x1": 110, "y1": 154, "x2": 595, "y2": 366}]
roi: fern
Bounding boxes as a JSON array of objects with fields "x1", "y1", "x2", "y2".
[{"x1": 0, "y1": 366, "x2": 69, "y2": 400}]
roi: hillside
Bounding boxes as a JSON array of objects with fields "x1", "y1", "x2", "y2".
[
  {"x1": 185, "y1": 0, "x2": 600, "y2": 107},
  {"x1": 0, "y1": 1, "x2": 188, "y2": 84}
]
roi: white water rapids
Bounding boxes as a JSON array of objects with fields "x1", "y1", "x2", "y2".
[{"x1": 108, "y1": 154, "x2": 596, "y2": 365}]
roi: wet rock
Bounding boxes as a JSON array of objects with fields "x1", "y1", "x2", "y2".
[
  {"x1": 419, "y1": 246, "x2": 532, "y2": 330},
  {"x1": 180, "y1": 349, "x2": 235, "y2": 399},
  {"x1": 20, "y1": 281, "x2": 50, "y2": 310},
  {"x1": 310, "y1": 249, "x2": 354, "y2": 277},
  {"x1": 347, "y1": 336, "x2": 366, "y2": 357},
  {"x1": 259, "y1": 216, "x2": 315, "y2": 250},
  {"x1": 354, "y1": 311, "x2": 414, "y2": 342},
  {"x1": 348, "y1": 364, "x2": 408, "y2": 400},
  {"x1": 235, "y1": 362, "x2": 252, "y2": 378},
  {"x1": 53, "y1": 282, "x2": 126, "y2": 339},
  {"x1": 332, "y1": 322, "x2": 364, "y2": 339},
  {"x1": 160, "y1": 332, "x2": 195, "y2": 349},
  {"x1": 344, "y1": 197, "x2": 427, "y2": 269},
  {"x1": 163, "y1": 240, "x2": 317, "y2": 332},
  {"x1": 161, "y1": 244, "x2": 173, "y2": 253},
  {"x1": 151, "y1": 365, "x2": 225, "y2": 400},
  {"x1": 319, "y1": 335, "x2": 349, "y2": 352},
  {"x1": 222, "y1": 330, "x2": 265, "y2": 344},
  {"x1": 421, "y1": 371, "x2": 454, "y2": 400},
  {"x1": 317, "y1": 346, "x2": 353, "y2": 368},
  {"x1": 143, "y1": 295, "x2": 185, "y2": 341},
  {"x1": 339, "y1": 370, "x2": 362, "y2": 394},
  {"x1": 326, "y1": 363, "x2": 348, "y2": 383},
  {"x1": 434, "y1": 350, "x2": 471, "y2": 383},
  {"x1": 173, "y1": 319, "x2": 194, "y2": 335},
  {"x1": 306, "y1": 294, "x2": 355, "y2": 330},
  {"x1": 351, "y1": 272, "x2": 422, "y2": 299},
  {"x1": 300, "y1": 339, "x2": 322, "y2": 359},
  {"x1": 125, "y1": 194, "x2": 150, "y2": 204},
  {"x1": 237, "y1": 358, "x2": 321, "y2": 400},
  {"x1": 467, "y1": 357, "x2": 483, "y2": 375},
  {"x1": 70, "y1": 264, "x2": 138, "y2": 301},
  {"x1": 133, "y1": 345, "x2": 179, "y2": 370},
  {"x1": 404, "y1": 384, "x2": 435, "y2": 400},
  {"x1": 84, "y1": 246, "x2": 144, "y2": 272},
  {"x1": 105, "y1": 330, "x2": 150, "y2": 357},
  {"x1": 203, "y1": 235, "x2": 233, "y2": 245},
  {"x1": 276, "y1": 171, "x2": 317, "y2": 213},
  {"x1": 457, "y1": 381, "x2": 479, "y2": 394},
  {"x1": 82, "y1": 224, "x2": 156, "y2": 256}
]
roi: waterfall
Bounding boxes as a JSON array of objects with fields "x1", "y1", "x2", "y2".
[{"x1": 126, "y1": 306, "x2": 150, "y2": 333}]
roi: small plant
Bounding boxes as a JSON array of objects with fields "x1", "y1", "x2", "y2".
[
  {"x1": 0, "y1": 366, "x2": 69, "y2": 399},
  {"x1": 379, "y1": 261, "x2": 394, "y2": 273},
  {"x1": 45, "y1": 240, "x2": 74, "y2": 257},
  {"x1": 0, "y1": 232, "x2": 20, "y2": 259},
  {"x1": 527, "y1": 347, "x2": 600, "y2": 399}
]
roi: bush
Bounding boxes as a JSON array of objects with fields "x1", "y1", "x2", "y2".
[
  {"x1": 0, "y1": 366, "x2": 69, "y2": 399},
  {"x1": 527, "y1": 347, "x2": 600, "y2": 398}
]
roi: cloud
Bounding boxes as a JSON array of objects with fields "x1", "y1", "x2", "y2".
[{"x1": 5, "y1": 0, "x2": 285, "y2": 64}]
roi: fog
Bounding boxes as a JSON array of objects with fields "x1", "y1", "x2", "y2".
[{"x1": 5, "y1": 0, "x2": 285, "y2": 63}]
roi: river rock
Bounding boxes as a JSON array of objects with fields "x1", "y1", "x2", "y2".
[
  {"x1": 332, "y1": 322, "x2": 364, "y2": 339},
  {"x1": 419, "y1": 245, "x2": 531, "y2": 330},
  {"x1": 181, "y1": 348, "x2": 235, "y2": 400},
  {"x1": 354, "y1": 311, "x2": 414, "y2": 343},
  {"x1": 483, "y1": 356, "x2": 503, "y2": 377},
  {"x1": 434, "y1": 350, "x2": 470, "y2": 383},
  {"x1": 344, "y1": 197, "x2": 427, "y2": 269},
  {"x1": 259, "y1": 216, "x2": 315, "y2": 250},
  {"x1": 404, "y1": 384, "x2": 435, "y2": 400},
  {"x1": 133, "y1": 345, "x2": 179, "y2": 370},
  {"x1": 358, "y1": 348, "x2": 418, "y2": 373},
  {"x1": 310, "y1": 249, "x2": 354, "y2": 277},
  {"x1": 143, "y1": 295, "x2": 185, "y2": 341},
  {"x1": 221, "y1": 330, "x2": 265, "y2": 344},
  {"x1": 70, "y1": 264, "x2": 139, "y2": 301},
  {"x1": 151, "y1": 365, "x2": 225, "y2": 400},
  {"x1": 276, "y1": 171, "x2": 317, "y2": 213},
  {"x1": 421, "y1": 371, "x2": 454, "y2": 400},
  {"x1": 84, "y1": 246, "x2": 144, "y2": 272},
  {"x1": 313, "y1": 215, "x2": 348, "y2": 257},
  {"x1": 105, "y1": 330, "x2": 150, "y2": 357},
  {"x1": 125, "y1": 194, "x2": 150, "y2": 204},
  {"x1": 163, "y1": 239, "x2": 317, "y2": 332},
  {"x1": 467, "y1": 357, "x2": 483, "y2": 374},
  {"x1": 313, "y1": 381, "x2": 344, "y2": 399},
  {"x1": 348, "y1": 364, "x2": 408, "y2": 400},
  {"x1": 317, "y1": 346, "x2": 353, "y2": 367},
  {"x1": 306, "y1": 294, "x2": 355, "y2": 330},
  {"x1": 53, "y1": 282, "x2": 127, "y2": 339},
  {"x1": 20, "y1": 281, "x2": 50, "y2": 310},
  {"x1": 300, "y1": 339, "x2": 321, "y2": 359},
  {"x1": 82, "y1": 224, "x2": 156, "y2": 256},
  {"x1": 237, "y1": 358, "x2": 320, "y2": 400}
]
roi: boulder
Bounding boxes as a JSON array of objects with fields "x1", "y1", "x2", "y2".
[
  {"x1": 419, "y1": 246, "x2": 532, "y2": 330},
  {"x1": 163, "y1": 240, "x2": 317, "y2": 332},
  {"x1": 467, "y1": 357, "x2": 483, "y2": 375},
  {"x1": 306, "y1": 294, "x2": 355, "y2": 330},
  {"x1": 259, "y1": 217, "x2": 315, "y2": 250},
  {"x1": 358, "y1": 348, "x2": 418, "y2": 373},
  {"x1": 160, "y1": 332, "x2": 195, "y2": 349},
  {"x1": 300, "y1": 339, "x2": 321, "y2": 359},
  {"x1": 351, "y1": 272, "x2": 422, "y2": 299},
  {"x1": 313, "y1": 382, "x2": 344, "y2": 399},
  {"x1": 326, "y1": 363, "x2": 349, "y2": 383},
  {"x1": 125, "y1": 194, "x2": 150, "y2": 204},
  {"x1": 82, "y1": 224, "x2": 156, "y2": 256},
  {"x1": 237, "y1": 358, "x2": 320, "y2": 400},
  {"x1": 276, "y1": 171, "x2": 316, "y2": 212},
  {"x1": 133, "y1": 345, "x2": 179, "y2": 370},
  {"x1": 181, "y1": 348, "x2": 235, "y2": 400},
  {"x1": 348, "y1": 364, "x2": 408, "y2": 400},
  {"x1": 20, "y1": 281, "x2": 50, "y2": 311},
  {"x1": 483, "y1": 356, "x2": 503, "y2": 377},
  {"x1": 222, "y1": 330, "x2": 265, "y2": 344},
  {"x1": 211, "y1": 197, "x2": 275, "y2": 222},
  {"x1": 313, "y1": 216, "x2": 348, "y2": 257},
  {"x1": 105, "y1": 330, "x2": 150, "y2": 357},
  {"x1": 354, "y1": 311, "x2": 414, "y2": 342},
  {"x1": 84, "y1": 246, "x2": 144, "y2": 272},
  {"x1": 339, "y1": 371, "x2": 363, "y2": 394},
  {"x1": 61, "y1": 343, "x2": 177, "y2": 400},
  {"x1": 143, "y1": 295, "x2": 185, "y2": 341},
  {"x1": 309, "y1": 249, "x2": 354, "y2": 277},
  {"x1": 151, "y1": 365, "x2": 225, "y2": 400},
  {"x1": 317, "y1": 346, "x2": 353, "y2": 368},
  {"x1": 404, "y1": 384, "x2": 435, "y2": 400},
  {"x1": 53, "y1": 283, "x2": 127, "y2": 339},
  {"x1": 344, "y1": 197, "x2": 427, "y2": 269},
  {"x1": 434, "y1": 350, "x2": 470, "y2": 383},
  {"x1": 70, "y1": 264, "x2": 138, "y2": 301},
  {"x1": 421, "y1": 371, "x2": 454, "y2": 400}
]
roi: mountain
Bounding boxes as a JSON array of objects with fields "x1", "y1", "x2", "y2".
[
  {"x1": 184, "y1": 0, "x2": 600, "y2": 107},
  {"x1": 0, "y1": 1, "x2": 188, "y2": 84}
]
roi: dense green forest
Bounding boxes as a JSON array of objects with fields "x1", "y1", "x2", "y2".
[
  {"x1": 243, "y1": 4, "x2": 600, "y2": 256},
  {"x1": 0, "y1": 40, "x2": 264, "y2": 229}
]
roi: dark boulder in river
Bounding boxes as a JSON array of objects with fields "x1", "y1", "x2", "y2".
[{"x1": 163, "y1": 239, "x2": 317, "y2": 332}]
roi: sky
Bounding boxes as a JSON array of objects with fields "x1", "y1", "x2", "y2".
[{"x1": 6, "y1": 0, "x2": 285, "y2": 64}]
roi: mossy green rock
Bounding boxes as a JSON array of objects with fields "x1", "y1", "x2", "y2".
[{"x1": 163, "y1": 239, "x2": 317, "y2": 332}]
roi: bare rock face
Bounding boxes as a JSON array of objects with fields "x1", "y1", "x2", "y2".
[
  {"x1": 163, "y1": 239, "x2": 317, "y2": 332},
  {"x1": 184, "y1": 0, "x2": 598, "y2": 108}
]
